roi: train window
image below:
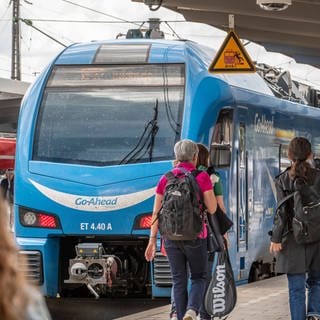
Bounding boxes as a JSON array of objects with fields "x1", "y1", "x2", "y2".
[
  {"x1": 210, "y1": 109, "x2": 233, "y2": 168},
  {"x1": 33, "y1": 64, "x2": 185, "y2": 166},
  {"x1": 93, "y1": 44, "x2": 150, "y2": 64},
  {"x1": 46, "y1": 64, "x2": 184, "y2": 87}
]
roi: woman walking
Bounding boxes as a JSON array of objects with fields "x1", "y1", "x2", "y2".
[
  {"x1": 270, "y1": 137, "x2": 320, "y2": 320},
  {"x1": 145, "y1": 139, "x2": 217, "y2": 320}
]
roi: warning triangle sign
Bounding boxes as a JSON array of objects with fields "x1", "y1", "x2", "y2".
[{"x1": 209, "y1": 30, "x2": 255, "y2": 73}]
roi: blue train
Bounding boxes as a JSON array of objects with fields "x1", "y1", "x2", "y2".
[{"x1": 14, "y1": 38, "x2": 320, "y2": 298}]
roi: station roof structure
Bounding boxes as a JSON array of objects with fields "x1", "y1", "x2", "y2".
[
  {"x1": 0, "y1": 78, "x2": 30, "y2": 133},
  {"x1": 133, "y1": 0, "x2": 320, "y2": 68}
]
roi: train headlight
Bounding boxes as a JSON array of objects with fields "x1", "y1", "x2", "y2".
[
  {"x1": 23, "y1": 211, "x2": 37, "y2": 226},
  {"x1": 19, "y1": 207, "x2": 61, "y2": 229},
  {"x1": 76, "y1": 243, "x2": 105, "y2": 258}
]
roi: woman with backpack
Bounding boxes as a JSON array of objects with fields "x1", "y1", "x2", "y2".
[
  {"x1": 270, "y1": 137, "x2": 320, "y2": 320},
  {"x1": 169, "y1": 143, "x2": 227, "y2": 320},
  {"x1": 145, "y1": 139, "x2": 217, "y2": 320}
]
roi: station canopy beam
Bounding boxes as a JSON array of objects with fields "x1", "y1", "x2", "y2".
[{"x1": 133, "y1": 0, "x2": 320, "y2": 68}]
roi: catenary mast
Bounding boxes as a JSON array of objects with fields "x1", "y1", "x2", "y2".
[{"x1": 11, "y1": 0, "x2": 21, "y2": 80}]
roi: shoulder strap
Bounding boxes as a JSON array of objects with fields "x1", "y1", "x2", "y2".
[
  {"x1": 206, "y1": 165, "x2": 216, "y2": 176},
  {"x1": 177, "y1": 166, "x2": 200, "y2": 189},
  {"x1": 276, "y1": 193, "x2": 294, "y2": 211},
  {"x1": 177, "y1": 167, "x2": 204, "y2": 208},
  {"x1": 191, "y1": 169, "x2": 202, "y2": 178},
  {"x1": 165, "y1": 171, "x2": 176, "y2": 181},
  {"x1": 190, "y1": 169, "x2": 204, "y2": 201}
]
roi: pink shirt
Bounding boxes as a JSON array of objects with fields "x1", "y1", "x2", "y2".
[{"x1": 156, "y1": 162, "x2": 212, "y2": 238}]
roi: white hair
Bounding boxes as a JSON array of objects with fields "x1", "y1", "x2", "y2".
[{"x1": 174, "y1": 139, "x2": 198, "y2": 162}]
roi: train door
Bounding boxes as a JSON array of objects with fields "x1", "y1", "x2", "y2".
[
  {"x1": 237, "y1": 107, "x2": 249, "y2": 278},
  {"x1": 209, "y1": 107, "x2": 234, "y2": 241}
]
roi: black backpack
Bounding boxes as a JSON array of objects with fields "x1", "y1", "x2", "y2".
[
  {"x1": 158, "y1": 168, "x2": 204, "y2": 241},
  {"x1": 277, "y1": 178, "x2": 320, "y2": 245}
]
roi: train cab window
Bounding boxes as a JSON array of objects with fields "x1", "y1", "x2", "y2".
[
  {"x1": 33, "y1": 64, "x2": 185, "y2": 166},
  {"x1": 210, "y1": 109, "x2": 233, "y2": 168}
]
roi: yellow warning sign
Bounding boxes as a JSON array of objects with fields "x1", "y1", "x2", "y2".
[{"x1": 209, "y1": 30, "x2": 255, "y2": 73}]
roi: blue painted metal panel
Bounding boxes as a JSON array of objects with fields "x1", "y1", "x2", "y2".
[{"x1": 16, "y1": 237, "x2": 60, "y2": 296}]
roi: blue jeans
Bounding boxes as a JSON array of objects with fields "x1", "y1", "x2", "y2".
[
  {"x1": 165, "y1": 238, "x2": 208, "y2": 320},
  {"x1": 287, "y1": 271, "x2": 320, "y2": 320}
]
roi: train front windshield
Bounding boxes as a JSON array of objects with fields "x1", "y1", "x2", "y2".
[{"x1": 33, "y1": 64, "x2": 185, "y2": 166}]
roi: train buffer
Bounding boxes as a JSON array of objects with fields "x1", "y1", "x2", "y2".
[{"x1": 115, "y1": 275, "x2": 289, "y2": 320}]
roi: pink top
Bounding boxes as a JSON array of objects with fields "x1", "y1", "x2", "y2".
[{"x1": 156, "y1": 162, "x2": 212, "y2": 239}]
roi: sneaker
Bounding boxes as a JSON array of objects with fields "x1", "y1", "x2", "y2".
[
  {"x1": 183, "y1": 309, "x2": 197, "y2": 320},
  {"x1": 170, "y1": 313, "x2": 178, "y2": 320},
  {"x1": 307, "y1": 317, "x2": 320, "y2": 320}
]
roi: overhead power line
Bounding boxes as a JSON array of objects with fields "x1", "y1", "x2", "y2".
[
  {"x1": 164, "y1": 21, "x2": 181, "y2": 39},
  {"x1": 60, "y1": 0, "x2": 141, "y2": 27},
  {"x1": 21, "y1": 18, "x2": 67, "y2": 47},
  {"x1": 13, "y1": 0, "x2": 184, "y2": 55}
]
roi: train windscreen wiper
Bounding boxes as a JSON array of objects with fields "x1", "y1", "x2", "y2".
[{"x1": 119, "y1": 99, "x2": 159, "y2": 165}]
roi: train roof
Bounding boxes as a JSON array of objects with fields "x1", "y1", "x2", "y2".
[{"x1": 54, "y1": 39, "x2": 273, "y2": 97}]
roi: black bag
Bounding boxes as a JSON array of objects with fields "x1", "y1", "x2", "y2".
[
  {"x1": 206, "y1": 206, "x2": 233, "y2": 253},
  {"x1": 206, "y1": 212, "x2": 225, "y2": 253},
  {"x1": 276, "y1": 180, "x2": 320, "y2": 245},
  {"x1": 215, "y1": 206, "x2": 233, "y2": 235},
  {"x1": 158, "y1": 168, "x2": 204, "y2": 241},
  {"x1": 205, "y1": 247, "x2": 237, "y2": 318}
]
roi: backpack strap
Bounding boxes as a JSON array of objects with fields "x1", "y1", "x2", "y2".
[
  {"x1": 151, "y1": 170, "x2": 177, "y2": 226},
  {"x1": 275, "y1": 176, "x2": 308, "y2": 212},
  {"x1": 276, "y1": 193, "x2": 294, "y2": 211},
  {"x1": 165, "y1": 171, "x2": 176, "y2": 182},
  {"x1": 176, "y1": 167, "x2": 201, "y2": 196},
  {"x1": 191, "y1": 169, "x2": 202, "y2": 177}
]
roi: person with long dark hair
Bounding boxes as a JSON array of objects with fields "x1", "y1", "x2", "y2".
[
  {"x1": 0, "y1": 197, "x2": 51, "y2": 320},
  {"x1": 270, "y1": 137, "x2": 320, "y2": 320},
  {"x1": 196, "y1": 143, "x2": 228, "y2": 320}
]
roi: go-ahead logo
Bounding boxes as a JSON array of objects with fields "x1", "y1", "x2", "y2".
[
  {"x1": 29, "y1": 179, "x2": 155, "y2": 212},
  {"x1": 75, "y1": 197, "x2": 118, "y2": 206}
]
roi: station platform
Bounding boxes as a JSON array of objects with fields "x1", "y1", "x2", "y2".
[{"x1": 115, "y1": 275, "x2": 290, "y2": 320}]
